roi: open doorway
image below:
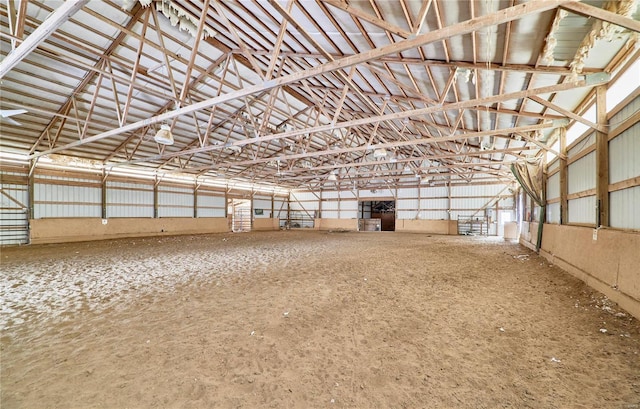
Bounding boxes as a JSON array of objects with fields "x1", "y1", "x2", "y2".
[
  {"x1": 228, "y1": 198, "x2": 251, "y2": 232},
  {"x1": 358, "y1": 200, "x2": 396, "y2": 231}
]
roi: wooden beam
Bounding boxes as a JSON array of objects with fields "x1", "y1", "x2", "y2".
[
  {"x1": 30, "y1": 0, "x2": 573, "y2": 158},
  {"x1": 558, "y1": 127, "x2": 568, "y2": 224},
  {"x1": 595, "y1": 85, "x2": 608, "y2": 227},
  {"x1": 528, "y1": 95, "x2": 606, "y2": 133},
  {"x1": 561, "y1": 2, "x2": 640, "y2": 33},
  {"x1": 321, "y1": 0, "x2": 412, "y2": 38},
  {"x1": 0, "y1": 0, "x2": 89, "y2": 78}
]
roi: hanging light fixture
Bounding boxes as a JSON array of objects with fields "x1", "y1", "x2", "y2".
[
  {"x1": 154, "y1": 124, "x2": 174, "y2": 145},
  {"x1": 327, "y1": 172, "x2": 337, "y2": 181}
]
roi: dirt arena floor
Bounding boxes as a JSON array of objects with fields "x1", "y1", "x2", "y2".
[{"x1": 1, "y1": 230, "x2": 639, "y2": 408}]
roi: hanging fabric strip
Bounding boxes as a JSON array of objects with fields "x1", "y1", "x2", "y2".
[{"x1": 511, "y1": 159, "x2": 546, "y2": 251}]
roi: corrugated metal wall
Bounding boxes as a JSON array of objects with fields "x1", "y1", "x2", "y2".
[
  {"x1": 609, "y1": 95, "x2": 640, "y2": 229},
  {"x1": 196, "y1": 190, "x2": 226, "y2": 218},
  {"x1": 34, "y1": 175, "x2": 101, "y2": 218},
  {"x1": 253, "y1": 195, "x2": 272, "y2": 218},
  {"x1": 158, "y1": 185, "x2": 194, "y2": 218},
  {"x1": 106, "y1": 181, "x2": 154, "y2": 218}
]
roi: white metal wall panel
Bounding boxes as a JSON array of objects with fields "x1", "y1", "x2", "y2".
[
  {"x1": 273, "y1": 199, "x2": 287, "y2": 219},
  {"x1": 339, "y1": 190, "x2": 358, "y2": 199},
  {"x1": 451, "y1": 198, "x2": 488, "y2": 210},
  {"x1": 291, "y1": 191, "x2": 318, "y2": 201},
  {"x1": 568, "y1": 133, "x2": 595, "y2": 158},
  {"x1": 422, "y1": 210, "x2": 449, "y2": 220},
  {"x1": 397, "y1": 187, "x2": 419, "y2": 199},
  {"x1": 358, "y1": 188, "x2": 394, "y2": 199},
  {"x1": 322, "y1": 210, "x2": 339, "y2": 218},
  {"x1": 568, "y1": 196, "x2": 596, "y2": 225},
  {"x1": 319, "y1": 191, "x2": 339, "y2": 199},
  {"x1": 568, "y1": 152, "x2": 596, "y2": 194},
  {"x1": 610, "y1": 95, "x2": 639, "y2": 125},
  {"x1": 158, "y1": 186, "x2": 193, "y2": 218},
  {"x1": 253, "y1": 198, "x2": 272, "y2": 218},
  {"x1": 396, "y1": 198, "x2": 419, "y2": 210},
  {"x1": 340, "y1": 200, "x2": 358, "y2": 211},
  {"x1": 106, "y1": 181, "x2": 154, "y2": 218},
  {"x1": 609, "y1": 122, "x2": 640, "y2": 184},
  {"x1": 547, "y1": 202, "x2": 561, "y2": 224},
  {"x1": 422, "y1": 186, "x2": 448, "y2": 197},
  {"x1": 197, "y1": 193, "x2": 226, "y2": 218},
  {"x1": 547, "y1": 159, "x2": 560, "y2": 173},
  {"x1": 423, "y1": 198, "x2": 449, "y2": 210},
  {"x1": 547, "y1": 173, "x2": 560, "y2": 200},
  {"x1": 610, "y1": 186, "x2": 640, "y2": 229},
  {"x1": 34, "y1": 179, "x2": 101, "y2": 218},
  {"x1": 321, "y1": 201, "x2": 338, "y2": 211},
  {"x1": 450, "y1": 184, "x2": 504, "y2": 197}
]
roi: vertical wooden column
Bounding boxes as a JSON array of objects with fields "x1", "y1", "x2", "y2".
[
  {"x1": 559, "y1": 127, "x2": 568, "y2": 224},
  {"x1": 27, "y1": 159, "x2": 36, "y2": 220},
  {"x1": 447, "y1": 181, "x2": 452, "y2": 220},
  {"x1": 101, "y1": 169, "x2": 107, "y2": 219},
  {"x1": 595, "y1": 85, "x2": 609, "y2": 227},
  {"x1": 193, "y1": 180, "x2": 198, "y2": 218},
  {"x1": 271, "y1": 194, "x2": 275, "y2": 219},
  {"x1": 153, "y1": 175, "x2": 159, "y2": 219},
  {"x1": 318, "y1": 190, "x2": 323, "y2": 219}
]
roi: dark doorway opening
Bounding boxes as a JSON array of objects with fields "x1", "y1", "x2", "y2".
[{"x1": 358, "y1": 200, "x2": 396, "y2": 231}]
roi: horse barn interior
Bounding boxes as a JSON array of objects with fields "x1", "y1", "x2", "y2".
[{"x1": 1, "y1": 0, "x2": 640, "y2": 407}]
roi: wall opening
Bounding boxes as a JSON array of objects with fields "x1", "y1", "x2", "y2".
[
  {"x1": 358, "y1": 200, "x2": 396, "y2": 231},
  {"x1": 228, "y1": 198, "x2": 251, "y2": 232}
]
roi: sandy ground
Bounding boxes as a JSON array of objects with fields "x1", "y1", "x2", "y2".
[{"x1": 1, "y1": 230, "x2": 639, "y2": 408}]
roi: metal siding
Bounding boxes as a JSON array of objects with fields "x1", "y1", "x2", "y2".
[
  {"x1": 291, "y1": 191, "x2": 318, "y2": 201},
  {"x1": 568, "y1": 196, "x2": 596, "y2": 225},
  {"x1": 568, "y1": 132, "x2": 595, "y2": 158},
  {"x1": 609, "y1": 122, "x2": 640, "y2": 184},
  {"x1": 321, "y1": 201, "x2": 338, "y2": 211},
  {"x1": 423, "y1": 210, "x2": 449, "y2": 220},
  {"x1": 610, "y1": 95, "x2": 640, "y2": 124},
  {"x1": 196, "y1": 193, "x2": 225, "y2": 218},
  {"x1": 547, "y1": 173, "x2": 560, "y2": 200},
  {"x1": 610, "y1": 186, "x2": 640, "y2": 229},
  {"x1": 423, "y1": 198, "x2": 449, "y2": 210},
  {"x1": 253, "y1": 198, "x2": 272, "y2": 218},
  {"x1": 397, "y1": 187, "x2": 419, "y2": 199},
  {"x1": 106, "y1": 181, "x2": 154, "y2": 218},
  {"x1": 547, "y1": 202, "x2": 561, "y2": 224},
  {"x1": 339, "y1": 190, "x2": 358, "y2": 200},
  {"x1": 358, "y1": 188, "x2": 394, "y2": 199},
  {"x1": 396, "y1": 198, "x2": 418, "y2": 210},
  {"x1": 34, "y1": 179, "x2": 101, "y2": 218},
  {"x1": 322, "y1": 210, "x2": 339, "y2": 218},
  {"x1": 421, "y1": 186, "x2": 448, "y2": 197},
  {"x1": 568, "y1": 152, "x2": 596, "y2": 194},
  {"x1": 158, "y1": 186, "x2": 193, "y2": 218},
  {"x1": 547, "y1": 159, "x2": 560, "y2": 173}
]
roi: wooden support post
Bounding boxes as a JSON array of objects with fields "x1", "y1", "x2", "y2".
[
  {"x1": 559, "y1": 127, "x2": 568, "y2": 224},
  {"x1": 194, "y1": 182, "x2": 198, "y2": 218},
  {"x1": 319, "y1": 190, "x2": 323, "y2": 219},
  {"x1": 447, "y1": 181, "x2": 452, "y2": 220},
  {"x1": 28, "y1": 159, "x2": 36, "y2": 220},
  {"x1": 101, "y1": 169, "x2": 107, "y2": 219},
  {"x1": 271, "y1": 194, "x2": 275, "y2": 219},
  {"x1": 153, "y1": 175, "x2": 159, "y2": 219},
  {"x1": 595, "y1": 85, "x2": 609, "y2": 227}
]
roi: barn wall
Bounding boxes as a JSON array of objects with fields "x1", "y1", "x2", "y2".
[
  {"x1": 253, "y1": 218, "x2": 280, "y2": 231},
  {"x1": 395, "y1": 219, "x2": 457, "y2": 235},
  {"x1": 295, "y1": 183, "x2": 514, "y2": 235},
  {"x1": 521, "y1": 223, "x2": 640, "y2": 320},
  {"x1": 30, "y1": 217, "x2": 229, "y2": 244},
  {"x1": 314, "y1": 218, "x2": 358, "y2": 231}
]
